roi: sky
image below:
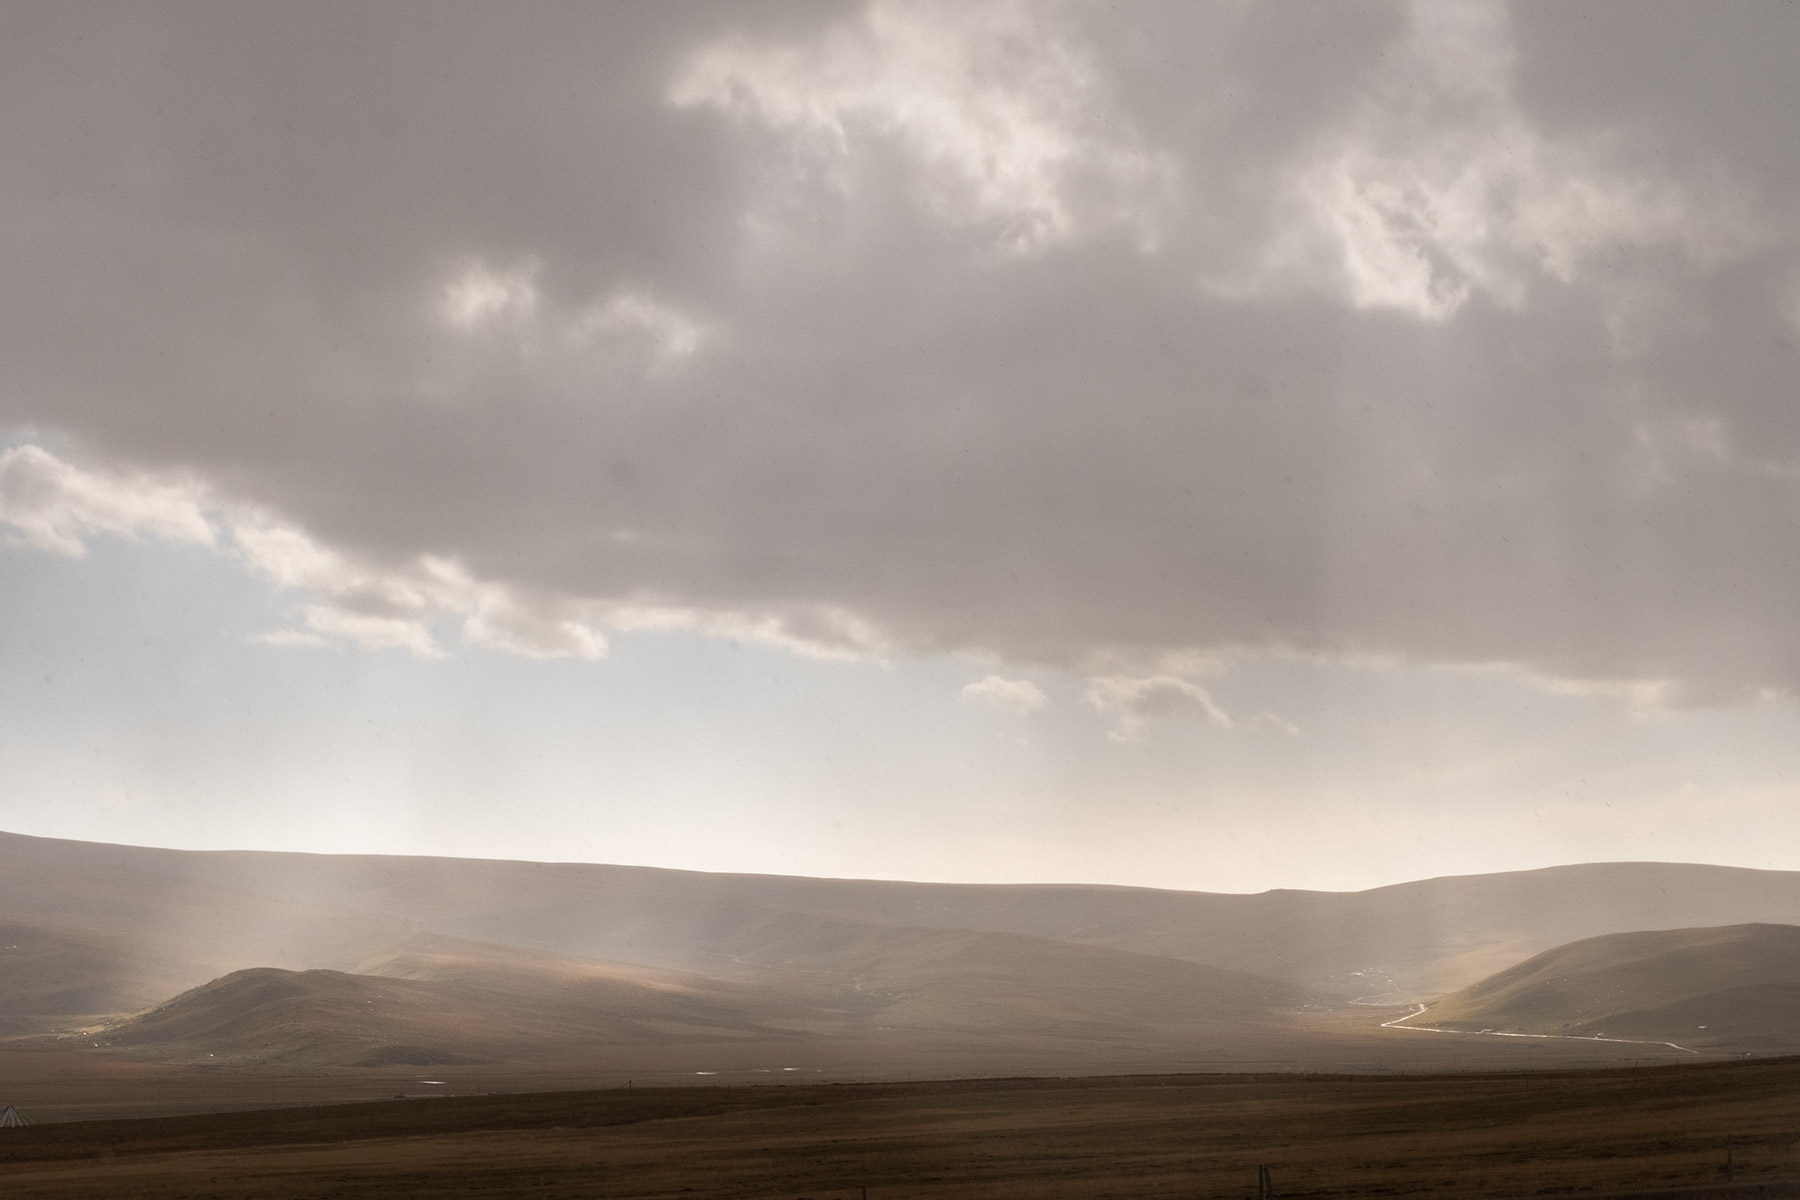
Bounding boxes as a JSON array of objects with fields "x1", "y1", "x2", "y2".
[{"x1": 3, "y1": 0, "x2": 1799, "y2": 894}]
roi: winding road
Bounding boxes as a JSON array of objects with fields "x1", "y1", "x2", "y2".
[{"x1": 1380, "y1": 1003, "x2": 1698, "y2": 1055}]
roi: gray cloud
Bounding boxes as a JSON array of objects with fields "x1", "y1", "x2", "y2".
[{"x1": 3, "y1": 0, "x2": 1799, "y2": 701}]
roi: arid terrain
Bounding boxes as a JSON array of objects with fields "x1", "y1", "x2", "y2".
[
  {"x1": 5, "y1": 835, "x2": 1800, "y2": 1196},
  {"x1": 1418, "y1": 924, "x2": 1800, "y2": 1054},
  {"x1": 6, "y1": 831, "x2": 1800, "y2": 1116},
  {"x1": 4, "y1": 1058, "x2": 1800, "y2": 1199}
]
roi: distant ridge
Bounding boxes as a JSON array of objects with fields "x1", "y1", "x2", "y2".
[
  {"x1": 10, "y1": 832, "x2": 1800, "y2": 1073},
  {"x1": 5, "y1": 831, "x2": 1800, "y2": 1007}
]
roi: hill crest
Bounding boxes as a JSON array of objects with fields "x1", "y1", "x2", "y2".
[{"x1": 1419, "y1": 923, "x2": 1800, "y2": 1052}]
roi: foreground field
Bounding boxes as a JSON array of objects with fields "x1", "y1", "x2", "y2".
[
  {"x1": 4, "y1": 1058, "x2": 1799, "y2": 1199},
  {"x1": 0, "y1": 1000, "x2": 1708, "y2": 1127}
]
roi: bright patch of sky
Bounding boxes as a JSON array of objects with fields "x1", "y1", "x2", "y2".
[{"x1": 4, "y1": 531, "x2": 1795, "y2": 893}]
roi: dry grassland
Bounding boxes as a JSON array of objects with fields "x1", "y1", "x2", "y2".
[{"x1": 4, "y1": 1058, "x2": 1800, "y2": 1199}]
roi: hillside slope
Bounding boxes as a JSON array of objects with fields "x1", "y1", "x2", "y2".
[
  {"x1": 0, "y1": 921, "x2": 215, "y2": 1028},
  {"x1": 8, "y1": 831, "x2": 1800, "y2": 1014},
  {"x1": 1420, "y1": 923, "x2": 1800, "y2": 1053},
  {"x1": 94, "y1": 927, "x2": 1312, "y2": 1068},
  {"x1": 99, "y1": 954, "x2": 845, "y2": 1067}
]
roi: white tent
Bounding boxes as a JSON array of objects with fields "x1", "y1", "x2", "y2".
[{"x1": 0, "y1": 1105, "x2": 28, "y2": 1127}]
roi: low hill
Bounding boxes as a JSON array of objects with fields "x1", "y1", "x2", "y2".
[
  {"x1": 8, "y1": 830, "x2": 1800, "y2": 1030},
  {"x1": 1419, "y1": 923, "x2": 1800, "y2": 1053},
  {"x1": 99, "y1": 955, "x2": 836, "y2": 1068},
  {"x1": 95, "y1": 926, "x2": 1312, "y2": 1068},
  {"x1": 102, "y1": 968, "x2": 485, "y2": 1067}
]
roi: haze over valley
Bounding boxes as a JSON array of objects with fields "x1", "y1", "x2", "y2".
[{"x1": 6, "y1": 830, "x2": 1800, "y2": 1120}]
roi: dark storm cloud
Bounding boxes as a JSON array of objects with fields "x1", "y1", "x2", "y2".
[{"x1": 3, "y1": 0, "x2": 1798, "y2": 699}]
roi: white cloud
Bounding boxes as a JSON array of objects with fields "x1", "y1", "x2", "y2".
[
  {"x1": 605, "y1": 602, "x2": 891, "y2": 662},
  {"x1": 425, "y1": 557, "x2": 609, "y2": 661},
  {"x1": 462, "y1": 607, "x2": 609, "y2": 660},
  {"x1": 0, "y1": 445, "x2": 613, "y2": 661},
  {"x1": 579, "y1": 290, "x2": 707, "y2": 370},
  {"x1": 226, "y1": 510, "x2": 355, "y2": 591},
  {"x1": 1086, "y1": 674, "x2": 1233, "y2": 742},
  {"x1": 434, "y1": 258, "x2": 706, "y2": 380},
  {"x1": 0, "y1": 444, "x2": 881, "y2": 667},
  {"x1": 959, "y1": 674, "x2": 1047, "y2": 715},
  {"x1": 6, "y1": 4, "x2": 1800, "y2": 706},
  {"x1": 295, "y1": 603, "x2": 441, "y2": 658},
  {"x1": 0, "y1": 444, "x2": 215, "y2": 557},
  {"x1": 439, "y1": 259, "x2": 540, "y2": 330},
  {"x1": 226, "y1": 508, "x2": 442, "y2": 655},
  {"x1": 1256, "y1": 0, "x2": 1763, "y2": 321},
  {"x1": 670, "y1": 0, "x2": 1172, "y2": 252},
  {"x1": 224, "y1": 522, "x2": 620, "y2": 661}
]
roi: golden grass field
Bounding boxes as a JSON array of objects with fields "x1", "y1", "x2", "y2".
[{"x1": 4, "y1": 1057, "x2": 1800, "y2": 1199}]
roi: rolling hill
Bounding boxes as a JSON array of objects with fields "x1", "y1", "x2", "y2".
[
  {"x1": 0, "y1": 921, "x2": 214, "y2": 1031},
  {"x1": 8, "y1": 830, "x2": 1800, "y2": 1012},
  {"x1": 86, "y1": 927, "x2": 1313, "y2": 1068},
  {"x1": 8, "y1": 830, "x2": 1800, "y2": 1070},
  {"x1": 1418, "y1": 923, "x2": 1800, "y2": 1053},
  {"x1": 97, "y1": 957, "x2": 833, "y2": 1068}
]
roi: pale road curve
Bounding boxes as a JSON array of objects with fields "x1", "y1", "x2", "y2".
[{"x1": 1380, "y1": 1003, "x2": 1699, "y2": 1056}]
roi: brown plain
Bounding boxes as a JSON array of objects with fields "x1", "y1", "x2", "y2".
[{"x1": 4, "y1": 1058, "x2": 1800, "y2": 1199}]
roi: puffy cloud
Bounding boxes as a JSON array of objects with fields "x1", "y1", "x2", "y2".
[
  {"x1": 229, "y1": 520, "x2": 616, "y2": 661},
  {"x1": 0, "y1": 445, "x2": 215, "y2": 557},
  {"x1": 670, "y1": 0, "x2": 1174, "y2": 252},
  {"x1": 1258, "y1": 0, "x2": 1760, "y2": 321},
  {"x1": 960, "y1": 674, "x2": 1048, "y2": 715},
  {"x1": 2, "y1": 1, "x2": 1800, "y2": 704},
  {"x1": 1085, "y1": 675, "x2": 1234, "y2": 742},
  {"x1": 439, "y1": 259, "x2": 541, "y2": 330},
  {"x1": 457, "y1": 595, "x2": 611, "y2": 661},
  {"x1": 0, "y1": 446, "x2": 610, "y2": 660},
  {"x1": 292, "y1": 603, "x2": 443, "y2": 659}
]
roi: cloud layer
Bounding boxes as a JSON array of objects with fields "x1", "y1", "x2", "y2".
[
  {"x1": 4, "y1": 1, "x2": 1800, "y2": 705},
  {"x1": 961, "y1": 675, "x2": 1049, "y2": 715}
]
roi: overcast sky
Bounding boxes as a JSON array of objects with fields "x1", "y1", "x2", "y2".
[{"x1": 3, "y1": 0, "x2": 1799, "y2": 892}]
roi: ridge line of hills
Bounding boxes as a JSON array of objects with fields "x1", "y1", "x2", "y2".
[{"x1": 5, "y1": 830, "x2": 1800, "y2": 1075}]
